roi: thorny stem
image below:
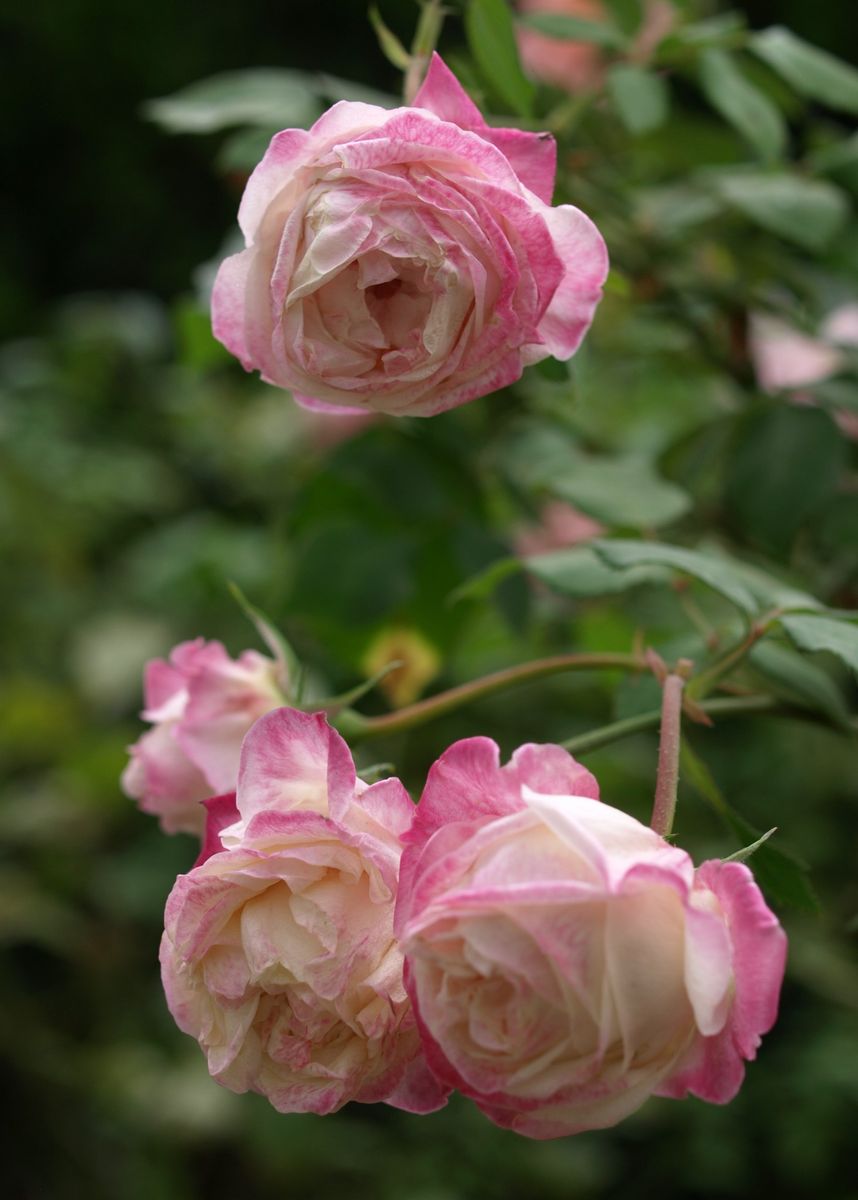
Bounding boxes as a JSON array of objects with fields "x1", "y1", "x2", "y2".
[
  {"x1": 333, "y1": 652, "x2": 644, "y2": 742},
  {"x1": 650, "y1": 667, "x2": 689, "y2": 838}
]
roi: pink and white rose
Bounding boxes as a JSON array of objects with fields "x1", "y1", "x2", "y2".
[
  {"x1": 160, "y1": 708, "x2": 444, "y2": 1116},
  {"x1": 396, "y1": 737, "x2": 786, "y2": 1138},
  {"x1": 212, "y1": 54, "x2": 607, "y2": 417},
  {"x1": 122, "y1": 639, "x2": 285, "y2": 835}
]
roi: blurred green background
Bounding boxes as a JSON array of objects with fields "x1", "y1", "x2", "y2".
[{"x1": 2, "y1": 2, "x2": 857, "y2": 1197}]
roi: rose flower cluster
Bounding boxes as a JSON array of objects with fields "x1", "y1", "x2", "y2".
[
  {"x1": 127, "y1": 54, "x2": 787, "y2": 1139},
  {"x1": 126, "y1": 643, "x2": 786, "y2": 1138}
]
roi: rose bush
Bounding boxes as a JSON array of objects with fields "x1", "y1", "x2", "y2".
[
  {"x1": 161, "y1": 707, "x2": 445, "y2": 1115},
  {"x1": 212, "y1": 54, "x2": 607, "y2": 417},
  {"x1": 396, "y1": 737, "x2": 787, "y2": 1138},
  {"x1": 122, "y1": 638, "x2": 285, "y2": 835}
]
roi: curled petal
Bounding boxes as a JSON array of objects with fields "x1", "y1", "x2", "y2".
[
  {"x1": 231, "y1": 709, "x2": 356, "y2": 836},
  {"x1": 536, "y1": 204, "x2": 609, "y2": 361},
  {"x1": 658, "y1": 860, "x2": 787, "y2": 1104}
]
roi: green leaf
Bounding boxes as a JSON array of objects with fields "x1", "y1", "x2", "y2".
[
  {"x1": 355, "y1": 761, "x2": 396, "y2": 784},
  {"x1": 714, "y1": 557, "x2": 824, "y2": 616},
  {"x1": 217, "y1": 126, "x2": 281, "y2": 172},
  {"x1": 603, "y1": 0, "x2": 643, "y2": 37},
  {"x1": 591, "y1": 539, "x2": 759, "y2": 616},
  {"x1": 635, "y1": 184, "x2": 722, "y2": 238},
  {"x1": 143, "y1": 69, "x2": 319, "y2": 133},
  {"x1": 517, "y1": 12, "x2": 627, "y2": 49},
  {"x1": 369, "y1": 6, "x2": 412, "y2": 71},
  {"x1": 664, "y1": 12, "x2": 746, "y2": 51},
  {"x1": 748, "y1": 641, "x2": 854, "y2": 732},
  {"x1": 313, "y1": 74, "x2": 397, "y2": 108},
  {"x1": 550, "y1": 456, "x2": 691, "y2": 528},
  {"x1": 314, "y1": 660, "x2": 404, "y2": 711},
  {"x1": 680, "y1": 742, "x2": 818, "y2": 911},
  {"x1": 781, "y1": 614, "x2": 858, "y2": 677},
  {"x1": 466, "y1": 0, "x2": 535, "y2": 116},
  {"x1": 500, "y1": 426, "x2": 690, "y2": 529},
  {"x1": 707, "y1": 170, "x2": 850, "y2": 251},
  {"x1": 448, "y1": 557, "x2": 522, "y2": 605},
  {"x1": 723, "y1": 827, "x2": 777, "y2": 863},
  {"x1": 813, "y1": 378, "x2": 858, "y2": 414},
  {"x1": 607, "y1": 64, "x2": 669, "y2": 135},
  {"x1": 526, "y1": 546, "x2": 669, "y2": 597},
  {"x1": 698, "y1": 49, "x2": 786, "y2": 162},
  {"x1": 752, "y1": 26, "x2": 858, "y2": 117},
  {"x1": 725, "y1": 407, "x2": 846, "y2": 556},
  {"x1": 808, "y1": 133, "x2": 858, "y2": 176},
  {"x1": 227, "y1": 581, "x2": 299, "y2": 696}
]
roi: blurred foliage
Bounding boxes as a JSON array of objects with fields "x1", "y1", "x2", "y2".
[{"x1": 2, "y1": 0, "x2": 858, "y2": 1197}]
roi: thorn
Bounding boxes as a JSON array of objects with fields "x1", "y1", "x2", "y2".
[{"x1": 683, "y1": 697, "x2": 714, "y2": 726}]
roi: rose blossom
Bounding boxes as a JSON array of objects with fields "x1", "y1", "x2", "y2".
[
  {"x1": 396, "y1": 737, "x2": 786, "y2": 1138},
  {"x1": 122, "y1": 638, "x2": 285, "y2": 835},
  {"x1": 514, "y1": 499, "x2": 605, "y2": 557},
  {"x1": 161, "y1": 708, "x2": 445, "y2": 1115},
  {"x1": 517, "y1": 0, "x2": 675, "y2": 93},
  {"x1": 212, "y1": 54, "x2": 607, "y2": 417},
  {"x1": 517, "y1": 0, "x2": 607, "y2": 93},
  {"x1": 749, "y1": 304, "x2": 858, "y2": 441},
  {"x1": 749, "y1": 302, "x2": 858, "y2": 394}
]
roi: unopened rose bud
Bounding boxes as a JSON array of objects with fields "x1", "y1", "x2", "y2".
[{"x1": 122, "y1": 639, "x2": 285, "y2": 835}]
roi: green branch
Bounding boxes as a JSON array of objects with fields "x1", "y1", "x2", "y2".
[
  {"x1": 333, "y1": 652, "x2": 643, "y2": 742},
  {"x1": 561, "y1": 694, "x2": 803, "y2": 756}
]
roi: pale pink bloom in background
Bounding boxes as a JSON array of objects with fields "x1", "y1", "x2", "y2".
[
  {"x1": 749, "y1": 303, "x2": 858, "y2": 440},
  {"x1": 514, "y1": 499, "x2": 605, "y2": 557},
  {"x1": 396, "y1": 737, "x2": 786, "y2": 1138},
  {"x1": 212, "y1": 54, "x2": 607, "y2": 417},
  {"x1": 821, "y1": 303, "x2": 858, "y2": 346},
  {"x1": 749, "y1": 303, "x2": 858, "y2": 391},
  {"x1": 749, "y1": 313, "x2": 845, "y2": 393},
  {"x1": 517, "y1": 0, "x2": 606, "y2": 93},
  {"x1": 122, "y1": 639, "x2": 285, "y2": 835},
  {"x1": 160, "y1": 709, "x2": 445, "y2": 1115},
  {"x1": 517, "y1": 0, "x2": 675, "y2": 92}
]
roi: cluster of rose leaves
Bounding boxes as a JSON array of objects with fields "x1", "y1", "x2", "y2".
[{"x1": 125, "y1": 56, "x2": 786, "y2": 1139}]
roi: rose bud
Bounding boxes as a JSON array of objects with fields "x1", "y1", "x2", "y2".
[
  {"x1": 160, "y1": 708, "x2": 445, "y2": 1116},
  {"x1": 122, "y1": 639, "x2": 285, "y2": 835},
  {"x1": 212, "y1": 54, "x2": 607, "y2": 417},
  {"x1": 396, "y1": 737, "x2": 787, "y2": 1138}
]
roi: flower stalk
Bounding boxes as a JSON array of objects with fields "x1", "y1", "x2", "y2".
[
  {"x1": 332, "y1": 651, "x2": 644, "y2": 742},
  {"x1": 650, "y1": 662, "x2": 691, "y2": 838},
  {"x1": 404, "y1": 0, "x2": 445, "y2": 103}
]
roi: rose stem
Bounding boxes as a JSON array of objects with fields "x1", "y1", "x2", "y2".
[
  {"x1": 332, "y1": 652, "x2": 644, "y2": 742},
  {"x1": 650, "y1": 664, "x2": 691, "y2": 838}
]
